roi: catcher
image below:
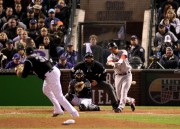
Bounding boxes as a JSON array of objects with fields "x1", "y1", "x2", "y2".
[{"x1": 65, "y1": 69, "x2": 100, "y2": 111}]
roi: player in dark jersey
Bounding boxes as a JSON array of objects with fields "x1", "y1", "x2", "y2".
[{"x1": 20, "y1": 47, "x2": 79, "y2": 117}]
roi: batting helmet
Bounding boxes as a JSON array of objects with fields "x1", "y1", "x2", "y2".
[
  {"x1": 26, "y1": 46, "x2": 34, "y2": 55},
  {"x1": 108, "y1": 42, "x2": 118, "y2": 49},
  {"x1": 84, "y1": 52, "x2": 94, "y2": 58}
]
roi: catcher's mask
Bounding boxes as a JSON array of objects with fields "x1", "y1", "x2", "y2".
[{"x1": 74, "y1": 69, "x2": 84, "y2": 81}]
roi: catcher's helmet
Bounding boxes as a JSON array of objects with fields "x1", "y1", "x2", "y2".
[
  {"x1": 74, "y1": 69, "x2": 85, "y2": 81},
  {"x1": 84, "y1": 52, "x2": 93, "y2": 58},
  {"x1": 108, "y1": 42, "x2": 118, "y2": 49}
]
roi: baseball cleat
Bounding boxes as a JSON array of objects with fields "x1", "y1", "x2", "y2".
[
  {"x1": 52, "y1": 113, "x2": 60, "y2": 117},
  {"x1": 114, "y1": 107, "x2": 122, "y2": 113},
  {"x1": 71, "y1": 111, "x2": 79, "y2": 117},
  {"x1": 130, "y1": 101, "x2": 136, "y2": 111}
]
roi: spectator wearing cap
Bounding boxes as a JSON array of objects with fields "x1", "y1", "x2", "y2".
[
  {"x1": 44, "y1": 8, "x2": 60, "y2": 28},
  {"x1": 159, "y1": 46, "x2": 179, "y2": 69},
  {"x1": 82, "y1": 35, "x2": 104, "y2": 64},
  {"x1": 159, "y1": 35, "x2": 176, "y2": 56},
  {"x1": 153, "y1": 23, "x2": 178, "y2": 54},
  {"x1": 128, "y1": 35, "x2": 145, "y2": 68},
  {"x1": 27, "y1": 19, "x2": 39, "y2": 41},
  {"x1": 32, "y1": 4, "x2": 45, "y2": 19},
  {"x1": 49, "y1": 19, "x2": 64, "y2": 45},
  {"x1": 1, "y1": 39, "x2": 17, "y2": 63},
  {"x1": 21, "y1": 8, "x2": 35, "y2": 29},
  {"x1": 0, "y1": 32, "x2": 8, "y2": 48},
  {"x1": 55, "y1": 55, "x2": 73, "y2": 69},
  {"x1": 5, "y1": 53, "x2": 23, "y2": 69},
  {"x1": 17, "y1": 44, "x2": 26, "y2": 62},
  {"x1": 0, "y1": 43, "x2": 7, "y2": 69},
  {"x1": 61, "y1": 43, "x2": 78, "y2": 67}
]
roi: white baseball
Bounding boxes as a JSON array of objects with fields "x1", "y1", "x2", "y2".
[{"x1": 131, "y1": 81, "x2": 136, "y2": 85}]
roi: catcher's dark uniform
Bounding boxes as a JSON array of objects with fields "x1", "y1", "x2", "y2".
[
  {"x1": 66, "y1": 78, "x2": 100, "y2": 111},
  {"x1": 72, "y1": 59, "x2": 119, "y2": 109}
]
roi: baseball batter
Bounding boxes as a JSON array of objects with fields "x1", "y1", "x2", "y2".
[
  {"x1": 106, "y1": 42, "x2": 135, "y2": 113},
  {"x1": 16, "y1": 47, "x2": 79, "y2": 117}
]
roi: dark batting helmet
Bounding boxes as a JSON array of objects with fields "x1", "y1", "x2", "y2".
[
  {"x1": 84, "y1": 52, "x2": 94, "y2": 58},
  {"x1": 108, "y1": 42, "x2": 118, "y2": 49}
]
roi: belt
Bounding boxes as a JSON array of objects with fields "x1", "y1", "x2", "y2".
[{"x1": 116, "y1": 71, "x2": 131, "y2": 76}]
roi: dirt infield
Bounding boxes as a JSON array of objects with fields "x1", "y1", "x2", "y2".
[{"x1": 0, "y1": 107, "x2": 180, "y2": 128}]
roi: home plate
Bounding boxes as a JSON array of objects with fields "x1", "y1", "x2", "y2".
[{"x1": 62, "y1": 119, "x2": 75, "y2": 125}]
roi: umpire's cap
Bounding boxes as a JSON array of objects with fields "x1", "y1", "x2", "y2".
[
  {"x1": 84, "y1": 52, "x2": 94, "y2": 58},
  {"x1": 108, "y1": 42, "x2": 118, "y2": 49},
  {"x1": 26, "y1": 46, "x2": 34, "y2": 55}
]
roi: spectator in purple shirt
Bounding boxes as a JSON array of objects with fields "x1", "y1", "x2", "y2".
[
  {"x1": 55, "y1": 55, "x2": 73, "y2": 69},
  {"x1": 5, "y1": 53, "x2": 23, "y2": 69}
]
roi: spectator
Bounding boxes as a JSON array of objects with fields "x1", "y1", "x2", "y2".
[
  {"x1": 16, "y1": 44, "x2": 26, "y2": 62},
  {"x1": 26, "y1": 37, "x2": 36, "y2": 48},
  {"x1": 0, "y1": 43, "x2": 7, "y2": 69},
  {"x1": 61, "y1": 43, "x2": 78, "y2": 67},
  {"x1": 14, "y1": 3, "x2": 23, "y2": 19},
  {"x1": 13, "y1": 26, "x2": 24, "y2": 42},
  {"x1": 21, "y1": 8, "x2": 35, "y2": 29},
  {"x1": 153, "y1": 24, "x2": 178, "y2": 54},
  {"x1": 0, "y1": 7, "x2": 14, "y2": 29},
  {"x1": 35, "y1": 27, "x2": 49, "y2": 48},
  {"x1": 159, "y1": 47, "x2": 179, "y2": 69},
  {"x1": 128, "y1": 35, "x2": 145, "y2": 68},
  {"x1": 3, "y1": 18, "x2": 18, "y2": 39},
  {"x1": 27, "y1": 19, "x2": 39, "y2": 41},
  {"x1": 0, "y1": 32, "x2": 8, "y2": 48},
  {"x1": 82, "y1": 35, "x2": 104, "y2": 64},
  {"x1": 1, "y1": 39, "x2": 17, "y2": 63},
  {"x1": 42, "y1": 36, "x2": 50, "y2": 49},
  {"x1": 0, "y1": 4, "x2": 5, "y2": 19},
  {"x1": 159, "y1": 35, "x2": 176, "y2": 55},
  {"x1": 5, "y1": 53, "x2": 23, "y2": 69},
  {"x1": 37, "y1": 18, "x2": 45, "y2": 30},
  {"x1": 14, "y1": 30, "x2": 28, "y2": 49},
  {"x1": 160, "y1": 8, "x2": 180, "y2": 38},
  {"x1": 55, "y1": 55, "x2": 73, "y2": 69},
  {"x1": 44, "y1": 8, "x2": 60, "y2": 28},
  {"x1": 32, "y1": 4, "x2": 46, "y2": 19},
  {"x1": 173, "y1": 40, "x2": 180, "y2": 58}
]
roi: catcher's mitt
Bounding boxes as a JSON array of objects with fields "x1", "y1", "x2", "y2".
[
  {"x1": 74, "y1": 81, "x2": 85, "y2": 92},
  {"x1": 15, "y1": 64, "x2": 24, "y2": 76}
]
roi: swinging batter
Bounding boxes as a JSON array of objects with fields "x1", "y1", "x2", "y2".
[{"x1": 106, "y1": 42, "x2": 135, "y2": 113}]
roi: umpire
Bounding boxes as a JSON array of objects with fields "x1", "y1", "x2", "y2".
[{"x1": 72, "y1": 52, "x2": 119, "y2": 111}]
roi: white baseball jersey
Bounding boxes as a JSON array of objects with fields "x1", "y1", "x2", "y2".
[{"x1": 107, "y1": 49, "x2": 132, "y2": 74}]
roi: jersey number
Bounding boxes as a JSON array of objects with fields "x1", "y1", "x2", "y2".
[{"x1": 35, "y1": 56, "x2": 47, "y2": 62}]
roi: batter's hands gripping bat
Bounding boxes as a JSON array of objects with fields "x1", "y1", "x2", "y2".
[
  {"x1": 74, "y1": 81, "x2": 85, "y2": 92},
  {"x1": 15, "y1": 64, "x2": 24, "y2": 77}
]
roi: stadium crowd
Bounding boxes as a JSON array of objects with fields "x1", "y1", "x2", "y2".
[
  {"x1": 151, "y1": 0, "x2": 180, "y2": 69},
  {"x1": 0, "y1": 0, "x2": 75, "y2": 69}
]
